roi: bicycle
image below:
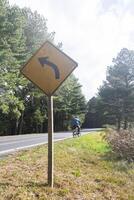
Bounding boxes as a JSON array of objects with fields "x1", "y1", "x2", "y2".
[{"x1": 72, "y1": 126, "x2": 81, "y2": 137}]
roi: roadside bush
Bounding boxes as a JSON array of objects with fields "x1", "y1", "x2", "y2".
[{"x1": 105, "y1": 128, "x2": 134, "y2": 162}]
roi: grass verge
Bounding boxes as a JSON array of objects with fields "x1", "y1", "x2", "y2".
[{"x1": 0, "y1": 132, "x2": 133, "y2": 200}]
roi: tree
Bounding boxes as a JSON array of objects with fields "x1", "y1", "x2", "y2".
[
  {"x1": 83, "y1": 96, "x2": 115, "y2": 128},
  {"x1": 0, "y1": 2, "x2": 86, "y2": 135},
  {"x1": 16, "y1": 8, "x2": 55, "y2": 134},
  {"x1": 22, "y1": 8, "x2": 55, "y2": 56},
  {"x1": 54, "y1": 74, "x2": 86, "y2": 131},
  {"x1": 0, "y1": 3, "x2": 55, "y2": 135},
  {"x1": 0, "y1": 2, "x2": 26, "y2": 134},
  {"x1": 99, "y1": 48, "x2": 134, "y2": 129},
  {"x1": 83, "y1": 97, "x2": 102, "y2": 128}
]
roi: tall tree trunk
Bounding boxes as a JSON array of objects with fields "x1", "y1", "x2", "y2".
[
  {"x1": 10, "y1": 119, "x2": 16, "y2": 135},
  {"x1": 117, "y1": 117, "x2": 121, "y2": 130},
  {"x1": 36, "y1": 124, "x2": 39, "y2": 133},
  {"x1": 40, "y1": 123, "x2": 43, "y2": 133},
  {"x1": 18, "y1": 112, "x2": 24, "y2": 135},
  {"x1": 124, "y1": 116, "x2": 128, "y2": 130},
  {"x1": 14, "y1": 119, "x2": 19, "y2": 135}
]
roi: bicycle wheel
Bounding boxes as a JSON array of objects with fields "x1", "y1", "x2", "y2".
[{"x1": 73, "y1": 128, "x2": 77, "y2": 137}]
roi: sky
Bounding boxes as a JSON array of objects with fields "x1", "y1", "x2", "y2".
[{"x1": 9, "y1": 0, "x2": 134, "y2": 100}]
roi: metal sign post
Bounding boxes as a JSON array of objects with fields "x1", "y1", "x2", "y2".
[{"x1": 48, "y1": 95, "x2": 54, "y2": 187}]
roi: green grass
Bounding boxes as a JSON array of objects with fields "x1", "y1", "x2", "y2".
[
  {"x1": 62, "y1": 132, "x2": 110, "y2": 153},
  {"x1": 0, "y1": 132, "x2": 133, "y2": 200}
]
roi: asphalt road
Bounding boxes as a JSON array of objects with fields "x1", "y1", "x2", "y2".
[{"x1": 0, "y1": 129, "x2": 100, "y2": 156}]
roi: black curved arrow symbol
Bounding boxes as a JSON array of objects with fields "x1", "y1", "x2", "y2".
[{"x1": 38, "y1": 57, "x2": 60, "y2": 79}]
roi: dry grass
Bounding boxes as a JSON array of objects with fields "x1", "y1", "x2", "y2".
[{"x1": 0, "y1": 132, "x2": 134, "y2": 200}]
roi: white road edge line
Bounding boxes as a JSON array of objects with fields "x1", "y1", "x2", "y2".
[
  {"x1": 0, "y1": 136, "x2": 48, "y2": 146},
  {"x1": 0, "y1": 136, "x2": 73, "y2": 156}
]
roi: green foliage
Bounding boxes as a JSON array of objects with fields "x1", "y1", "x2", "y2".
[
  {"x1": 0, "y1": 2, "x2": 50, "y2": 134},
  {"x1": 84, "y1": 48, "x2": 134, "y2": 130},
  {"x1": 33, "y1": 109, "x2": 44, "y2": 124},
  {"x1": 83, "y1": 96, "x2": 113, "y2": 128},
  {"x1": 0, "y1": 2, "x2": 86, "y2": 135},
  {"x1": 98, "y1": 48, "x2": 134, "y2": 129},
  {"x1": 22, "y1": 7, "x2": 55, "y2": 56},
  {"x1": 54, "y1": 74, "x2": 86, "y2": 131}
]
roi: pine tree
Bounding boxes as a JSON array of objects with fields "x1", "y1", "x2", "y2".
[
  {"x1": 99, "y1": 48, "x2": 134, "y2": 129},
  {"x1": 54, "y1": 75, "x2": 86, "y2": 131}
]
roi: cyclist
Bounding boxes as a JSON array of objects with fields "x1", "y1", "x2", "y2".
[{"x1": 71, "y1": 116, "x2": 81, "y2": 135}]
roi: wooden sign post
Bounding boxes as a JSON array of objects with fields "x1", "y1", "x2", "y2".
[
  {"x1": 21, "y1": 41, "x2": 78, "y2": 187},
  {"x1": 48, "y1": 95, "x2": 54, "y2": 187}
]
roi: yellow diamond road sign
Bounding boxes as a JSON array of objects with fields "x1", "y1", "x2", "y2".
[{"x1": 21, "y1": 41, "x2": 78, "y2": 96}]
